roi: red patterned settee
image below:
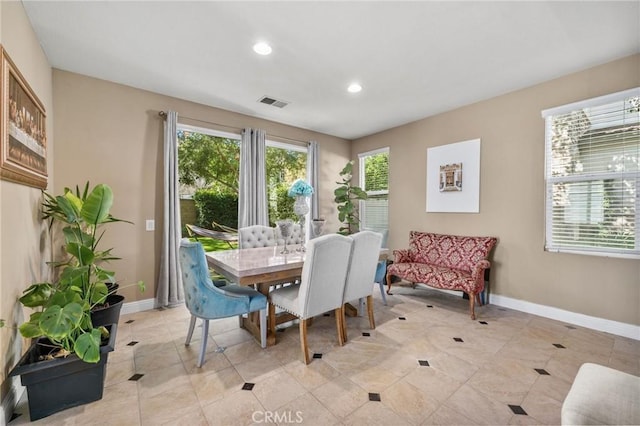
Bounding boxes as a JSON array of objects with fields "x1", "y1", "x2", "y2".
[{"x1": 385, "y1": 231, "x2": 497, "y2": 319}]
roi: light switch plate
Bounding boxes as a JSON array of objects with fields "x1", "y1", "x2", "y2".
[{"x1": 145, "y1": 220, "x2": 155, "y2": 231}]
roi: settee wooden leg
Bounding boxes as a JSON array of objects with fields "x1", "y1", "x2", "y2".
[
  {"x1": 468, "y1": 293, "x2": 476, "y2": 320},
  {"x1": 386, "y1": 272, "x2": 393, "y2": 295},
  {"x1": 475, "y1": 293, "x2": 483, "y2": 306}
]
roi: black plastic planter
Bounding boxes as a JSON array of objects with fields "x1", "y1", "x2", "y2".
[
  {"x1": 9, "y1": 323, "x2": 117, "y2": 421},
  {"x1": 91, "y1": 294, "x2": 125, "y2": 327}
]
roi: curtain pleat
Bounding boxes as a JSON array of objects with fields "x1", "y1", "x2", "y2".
[
  {"x1": 238, "y1": 128, "x2": 268, "y2": 227},
  {"x1": 307, "y1": 140, "x2": 319, "y2": 220},
  {"x1": 156, "y1": 110, "x2": 184, "y2": 307}
]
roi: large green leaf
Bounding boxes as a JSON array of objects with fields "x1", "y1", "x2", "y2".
[
  {"x1": 74, "y1": 328, "x2": 102, "y2": 363},
  {"x1": 81, "y1": 184, "x2": 113, "y2": 226},
  {"x1": 66, "y1": 242, "x2": 95, "y2": 265},
  {"x1": 62, "y1": 226, "x2": 93, "y2": 247},
  {"x1": 19, "y1": 283, "x2": 52, "y2": 308},
  {"x1": 94, "y1": 267, "x2": 115, "y2": 282},
  {"x1": 90, "y1": 282, "x2": 109, "y2": 304},
  {"x1": 19, "y1": 312, "x2": 44, "y2": 338},
  {"x1": 58, "y1": 265, "x2": 90, "y2": 289},
  {"x1": 55, "y1": 195, "x2": 80, "y2": 224},
  {"x1": 19, "y1": 319, "x2": 43, "y2": 338},
  {"x1": 39, "y1": 303, "x2": 84, "y2": 340},
  {"x1": 63, "y1": 190, "x2": 84, "y2": 217},
  {"x1": 49, "y1": 288, "x2": 83, "y2": 307}
]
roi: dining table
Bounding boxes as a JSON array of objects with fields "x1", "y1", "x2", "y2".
[{"x1": 205, "y1": 244, "x2": 388, "y2": 346}]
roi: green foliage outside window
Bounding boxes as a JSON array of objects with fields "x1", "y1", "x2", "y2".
[
  {"x1": 178, "y1": 130, "x2": 307, "y2": 228},
  {"x1": 193, "y1": 190, "x2": 238, "y2": 230}
]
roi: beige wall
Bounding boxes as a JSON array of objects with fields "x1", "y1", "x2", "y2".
[
  {"x1": 352, "y1": 54, "x2": 640, "y2": 326},
  {"x1": 52, "y1": 70, "x2": 350, "y2": 304},
  {"x1": 0, "y1": 0, "x2": 53, "y2": 414}
]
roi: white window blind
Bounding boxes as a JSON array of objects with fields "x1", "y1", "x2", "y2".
[
  {"x1": 542, "y1": 88, "x2": 640, "y2": 258},
  {"x1": 359, "y1": 148, "x2": 389, "y2": 232}
]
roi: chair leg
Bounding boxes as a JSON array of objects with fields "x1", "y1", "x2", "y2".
[
  {"x1": 299, "y1": 319, "x2": 310, "y2": 364},
  {"x1": 335, "y1": 308, "x2": 345, "y2": 346},
  {"x1": 259, "y1": 308, "x2": 267, "y2": 349},
  {"x1": 378, "y1": 281, "x2": 387, "y2": 305},
  {"x1": 366, "y1": 295, "x2": 376, "y2": 329},
  {"x1": 268, "y1": 303, "x2": 276, "y2": 336},
  {"x1": 340, "y1": 305, "x2": 348, "y2": 343},
  {"x1": 185, "y1": 315, "x2": 197, "y2": 346},
  {"x1": 197, "y1": 319, "x2": 210, "y2": 368}
]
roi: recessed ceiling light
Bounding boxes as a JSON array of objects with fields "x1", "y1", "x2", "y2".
[
  {"x1": 253, "y1": 42, "x2": 272, "y2": 55},
  {"x1": 347, "y1": 83, "x2": 362, "y2": 93}
]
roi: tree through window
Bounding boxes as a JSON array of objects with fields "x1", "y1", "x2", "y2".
[
  {"x1": 177, "y1": 125, "x2": 307, "y2": 232},
  {"x1": 543, "y1": 89, "x2": 639, "y2": 258}
]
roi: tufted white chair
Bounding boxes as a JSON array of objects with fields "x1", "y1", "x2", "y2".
[
  {"x1": 341, "y1": 231, "x2": 383, "y2": 342},
  {"x1": 268, "y1": 234, "x2": 353, "y2": 364},
  {"x1": 275, "y1": 222, "x2": 303, "y2": 246},
  {"x1": 179, "y1": 240, "x2": 267, "y2": 367},
  {"x1": 239, "y1": 225, "x2": 276, "y2": 249}
]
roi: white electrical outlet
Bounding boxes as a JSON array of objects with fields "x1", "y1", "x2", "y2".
[{"x1": 145, "y1": 220, "x2": 155, "y2": 231}]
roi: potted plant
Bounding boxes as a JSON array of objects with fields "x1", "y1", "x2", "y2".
[
  {"x1": 7, "y1": 182, "x2": 144, "y2": 420},
  {"x1": 334, "y1": 161, "x2": 368, "y2": 235}
]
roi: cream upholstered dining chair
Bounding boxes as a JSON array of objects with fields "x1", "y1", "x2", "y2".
[
  {"x1": 239, "y1": 225, "x2": 276, "y2": 249},
  {"x1": 268, "y1": 233, "x2": 353, "y2": 364},
  {"x1": 179, "y1": 240, "x2": 267, "y2": 367},
  {"x1": 341, "y1": 231, "x2": 383, "y2": 342}
]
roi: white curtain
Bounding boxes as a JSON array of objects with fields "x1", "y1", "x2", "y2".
[
  {"x1": 238, "y1": 128, "x2": 268, "y2": 227},
  {"x1": 156, "y1": 110, "x2": 184, "y2": 307},
  {"x1": 307, "y1": 140, "x2": 319, "y2": 220}
]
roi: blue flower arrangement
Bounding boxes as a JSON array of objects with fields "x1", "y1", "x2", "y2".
[{"x1": 288, "y1": 179, "x2": 314, "y2": 197}]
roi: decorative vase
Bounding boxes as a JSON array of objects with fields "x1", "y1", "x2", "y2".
[
  {"x1": 293, "y1": 195, "x2": 310, "y2": 251},
  {"x1": 276, "y1": 219, "x2": 294, "y2": 254},
  {"x1": 311, "y1": 219, "x2": 325, "y2": 239}
]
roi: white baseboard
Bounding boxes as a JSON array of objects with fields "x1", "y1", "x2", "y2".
[
  {"x1": 408, "y1": 284, "x2": 639, "y2": 341},
  {"x1": 490, "y1": 294, "x2": 639, "y2": 341},
  {"x1": 121, "y1": 298, "x2": 157, "y2": 315}
]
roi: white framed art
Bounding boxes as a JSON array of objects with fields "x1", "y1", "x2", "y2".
[{"x1": 426, "y1": 138, "x2": 480, "y2": 213}]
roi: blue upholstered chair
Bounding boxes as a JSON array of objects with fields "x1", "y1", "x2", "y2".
[
  {"x1": 363, "y1": 228, "x2": 389, "y2": 305},
  {"x1": 374, "y1": 260, "x2": 388, "y2": 305},
  {"x1": 179, "y1": 240, "x2": 267, "y2": 367}
]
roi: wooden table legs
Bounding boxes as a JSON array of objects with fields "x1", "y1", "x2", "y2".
[{"x1": 240, "y1": 282, "x2": 296, "y2": 347}]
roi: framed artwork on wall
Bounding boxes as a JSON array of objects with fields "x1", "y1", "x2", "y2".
[
  {"x1": 426, "y1": 139, "x2": 480, "y2": 213},
  {"x1": 0, "y1": 45, "x2": 48, "y2": 189}
]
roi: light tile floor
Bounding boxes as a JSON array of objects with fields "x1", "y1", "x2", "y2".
[{"x1": 10, "y1": 285, "x2": 640, "y2": 425}]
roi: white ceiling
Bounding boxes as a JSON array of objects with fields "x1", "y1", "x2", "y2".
[{"x1": 22, "y1": 1, "x2": 640, "y2": 140}]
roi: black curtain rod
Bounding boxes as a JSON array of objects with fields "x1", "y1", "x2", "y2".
[{"x1": 158, "y1": 110, "x2": 308, "y2": 145}]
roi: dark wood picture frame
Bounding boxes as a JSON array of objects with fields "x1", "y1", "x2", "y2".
[{"x1": 0, "y1": 45, "x2": 47, "y2": 189}]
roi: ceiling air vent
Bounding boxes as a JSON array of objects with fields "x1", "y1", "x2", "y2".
[{"x1": 258, "y1": 96, "x2": 289, "y2": 109}]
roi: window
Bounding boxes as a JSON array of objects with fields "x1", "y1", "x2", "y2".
[
  {"x1": 359, "y1": 148, "x2": 389, "y2": 232},
  {"x1": 265, "y1": 140, "x2": 307, "y2": 225},
  {"x1": 542, "y1": 88, "x2": 639, "y2": 258},
  {"x1": 177, "y1": 125, "x2": 241, "y2": 198}
]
